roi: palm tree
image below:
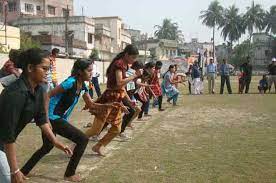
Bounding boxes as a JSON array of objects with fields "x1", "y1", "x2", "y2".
[
  {"x1": 154, "y1": 18, "x2": 184, "y2": 43},
  {"x1": 219, "y1": 5, "x2": 245, "y2": 49},
  {"x1": 263, "y1": 5, "x2": 276, "y2": 34},
  {"x1": 200, "y1": 0, "x2": 224, "y2": 57},
  {"x1": 243, "y1": 1, "x2": 265, "y2": 43}
]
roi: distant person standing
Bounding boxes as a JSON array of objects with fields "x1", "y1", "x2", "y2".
[
  {"x1": 191, "y1": 61, "x2": 201, "y2": 95},
  {"x1": 89, "y1": 60, "x2": 102, "y2": 98},
  {"x1": 268, "y1": 57, "x2": 276, "y2": 93},
  {"x1": 206, "y1": 57, "x2": 217, "y2": 94},
  {"x1": 45, "y1": 48, "x2": 60, "y2": 90},
  {"x1": 240, "y1": 56, "x2": 253, "y2": 93},
  {"x1": 186, "y1": 65, "x2": 193, "y2": 94},
  {"x1": 220, "y1": 59, "x2": 234, "y2": 94}
]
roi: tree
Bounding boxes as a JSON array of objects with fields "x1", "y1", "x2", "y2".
[
  {"x1": 229, "y1": 40, "x2": 251, "y2": 67},
  {"x1": 20, "y1": 32, "x2": 41, "y2": 50},
  {"x1": 243, "y1": 1, "x2": 265, "y2": 43},
  {"x1": 219, "y1": 5, "x2": 245, "y2": 49},
  {"x1": 200, "y1": 0, "x2": 224, "y2": 57},
  {"x1": 263, "y1": 5, "x2": 276, "y2": 34},
  {"x1": 154, "y1": 18, "x2": 184, "y2": 43},
  {"x1": 89, "y1": 48, "x2": 99, "y2": 60}
]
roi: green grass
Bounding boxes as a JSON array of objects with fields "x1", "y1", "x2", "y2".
[
  {"x1": 15, "y1": 76, "x2": 276, "y2": 183},
  {"x1": 84, "y1": 76, "x2": 276, "y2": 183}
]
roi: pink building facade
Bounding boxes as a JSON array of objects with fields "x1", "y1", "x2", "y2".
[{"x1": 0, "y1": 0, "x2": 74, "y2": 24}]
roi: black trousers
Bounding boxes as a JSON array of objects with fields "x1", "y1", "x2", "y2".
[
  {"x1": 220, "y1": 75, "x2": 232, "y2": 94},
  {"x1": 121, "y1": 99, "x2": 136, "y2": 133},
  {"x1": 134, "y1": 93, "x2": 149, "y2": 119},
  {"x1": 89, "y1": 77, "x2": 102, "y2": 98},
  {"x1": 241, "y1": 76, "x2": 251, "y2": 93},
  {"x1": 188, "y1": 81, "x2": 191, "y2": 94},
  {"x1": 157, "y1": 95, "x2": 163, "y2": 110},
  {"x1": 21, "y1": 118, "x2": 89, "y2": 177}
]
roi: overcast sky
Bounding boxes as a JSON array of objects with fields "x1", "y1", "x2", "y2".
[{"x1": 74, "y1": 0, "x2": 275, "y2": 44}]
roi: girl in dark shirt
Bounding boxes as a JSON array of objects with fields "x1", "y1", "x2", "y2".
[
  {"x1": 0, "y1": 48, "x2": 72, "y2": 183},
  {"x1": 21, "y1": 59, "x2": 109, "y2": 182}
]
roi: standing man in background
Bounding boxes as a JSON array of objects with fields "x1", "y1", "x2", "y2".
[
  {"x1": 220, "y1": 59, "x2": 234, "y2": 94},
  {"x1": 206, "y1": 57, "x2": 217, "y2": 94},
  {"x1": 89, "y1": 60, "x2": 102, "y2": 98},
  {"x1": 240, "y1": 56, "x2": 253, "y2": 94},
  {"x1": 268, "y1": 58, "x2": 276, "y2": 93}
]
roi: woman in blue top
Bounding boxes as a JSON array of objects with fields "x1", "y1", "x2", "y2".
[
  {"x1": 21, "y1": 59, "x2": 98, "y2": 182},
  {"x1": 161, "y1": 65, "x2": 181, "y2": 106}
]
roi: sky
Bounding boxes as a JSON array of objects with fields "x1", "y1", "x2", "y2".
[{"x1": 74, "y1": 0, "x2": 275, "y2": 44}]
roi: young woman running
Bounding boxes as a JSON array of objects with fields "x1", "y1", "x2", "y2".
[{"x1": 0, "y1": 48, "x2": 72, "y2": 183}]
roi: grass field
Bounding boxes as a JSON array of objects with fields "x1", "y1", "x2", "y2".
[{"x1": 15, "y1": 76, "x2": 276, "y2": 183}]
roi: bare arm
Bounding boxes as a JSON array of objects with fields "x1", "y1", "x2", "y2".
[
  {"x1": 115, "y1": 70, "x2": 138, "y2": 88},
  {"x1": 40, "y1": 123, "x2": 72, "y2": 155},
  {"x1": 4, "y1": 143, "x2": 18, "y2": 173}
]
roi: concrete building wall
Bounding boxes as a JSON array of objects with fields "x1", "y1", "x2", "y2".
[
  {"x1": 13, "y1": 16, "x2": 95, "y2": 55},
  {"x1": 0, "y1": 25, "x2": 20, "y2": 51},
  {"x1": 44, "y1": 0, "x2": 74, "y2": 17},
  {"x1": 94, "y1": 17, "x2": 122, "y2": 52},
  {"x1": 3, "y1": 0, "x2": 74, "y2": 24}
]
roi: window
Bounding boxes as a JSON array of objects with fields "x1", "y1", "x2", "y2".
[
  {"x1": 88, "y1": 33, "x2": 93, "y2": 44},
  {"x1": 48, "y1": 5, "x2": 55, "y2": 15},
  {"x1": 36, "y1": 6, "x2": 41, "y2": 11},
  {"x1": 8, "y1": 2, "x2": 17, "y2": 12},
  {"x1": 25, "y1": 3, "x2": 34, "y2": 13},
  {"x1": 62, "y1": 8, "x2": 69, "y2": 17}
]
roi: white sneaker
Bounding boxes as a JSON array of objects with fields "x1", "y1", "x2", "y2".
[
  {"x1": 90, "y1": 135, "x2": 99, "y2": 142},
  {"x1": 119, "y1": 133, "x2": 132, "y2": 141}
]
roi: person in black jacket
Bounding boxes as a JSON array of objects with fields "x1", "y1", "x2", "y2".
[{"x1": 240, "y1": 56, "x2": 253, "y2": 93}]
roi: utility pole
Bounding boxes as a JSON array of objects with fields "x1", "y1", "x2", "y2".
[
  {"x1": 4, "y1": 0, "x2": 7, "y2": 45},
  {"x1": 64, "y1": 5, "x2": 69, "y2": 56},
  {"x1": 144, "y1": 33, "x2": 148, "y2": 63}
]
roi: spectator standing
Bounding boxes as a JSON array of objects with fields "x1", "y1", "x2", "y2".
[{"x1": 220, "y1": 59, "x2": 234, "y2": 94}]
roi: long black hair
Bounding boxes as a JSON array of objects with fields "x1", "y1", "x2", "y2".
[
  {"x1": 163, "y1": 65, "x2": 175, "y2": 79},
  {"x1": 131, "y1": 61, "x2": 144, "y2": 70},
  {"x1": 106, "y1": 44, "x2": 139, "y2": 76},
  {"x1": 17, "y1": 48, "x2": 51, "y2": 74},
  {"x1": 71, "y1": 58, "x2": 92, "y2": 77}
]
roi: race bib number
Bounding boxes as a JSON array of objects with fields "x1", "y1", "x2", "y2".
[{"x1": 126, "y1": 81, "x2": 135, "y2": 91}]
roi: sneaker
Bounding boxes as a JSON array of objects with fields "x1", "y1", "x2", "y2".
[
  {"x1": 90, "y1": 135, "x2": 99, "y2": 142},
  {"x1": 144, "y1": 114, "x2": 152, "y2": 117},
  {"x1": 119, "y1": 133, "x2": 132, "y2": 141}
]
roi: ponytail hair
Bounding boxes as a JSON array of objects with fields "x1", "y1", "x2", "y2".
[
  {"x1": 17, "y1": 48, "x2": 50, "y2": 73},
  {"x1": 106, "y1": 44, "x2": 139, "y2": 76},
  {"x1": 71, "y1": 58, "x2": 92, "y2": 77}
]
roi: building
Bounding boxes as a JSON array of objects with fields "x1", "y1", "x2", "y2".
[
  {"x1": 251, "y1": 33, "x2": 273, "y2": 70},
  {"x1": 137, "y1": 39, "x2": 179, "y2": 61},
  {"x1": 125, "y1": 28, "x2": 142, "y2": 43},
  {"x1": 93, "y1": 16, "x2": 131, "y2": 52},
  {"x1": 94, "y1": 23, "x2": 113, "y2": 61},
  {"x1": 13, "y1": 16, "x2": 95, "y2": 57},
  {"x1": 0, "y1": 25, "x2": 20, "y2": 52},
  {"x1": 0, "y1": 0, "x2": 74, "y2": 24},
  {"x1": 216, "y1": 43, "x2": 230, "y2": 62}
]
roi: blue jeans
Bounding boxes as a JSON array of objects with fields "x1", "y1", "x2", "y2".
[
  {"x1": 168, "y1": 93, "x2": 179, "y2": 105},
  {"x1": 0, "y1": 150, "x2": 10, "y2": 183}
]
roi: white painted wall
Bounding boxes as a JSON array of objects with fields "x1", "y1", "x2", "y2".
[{"x1": 20, "y1": 0, "x2": 44, "y2": 15}]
